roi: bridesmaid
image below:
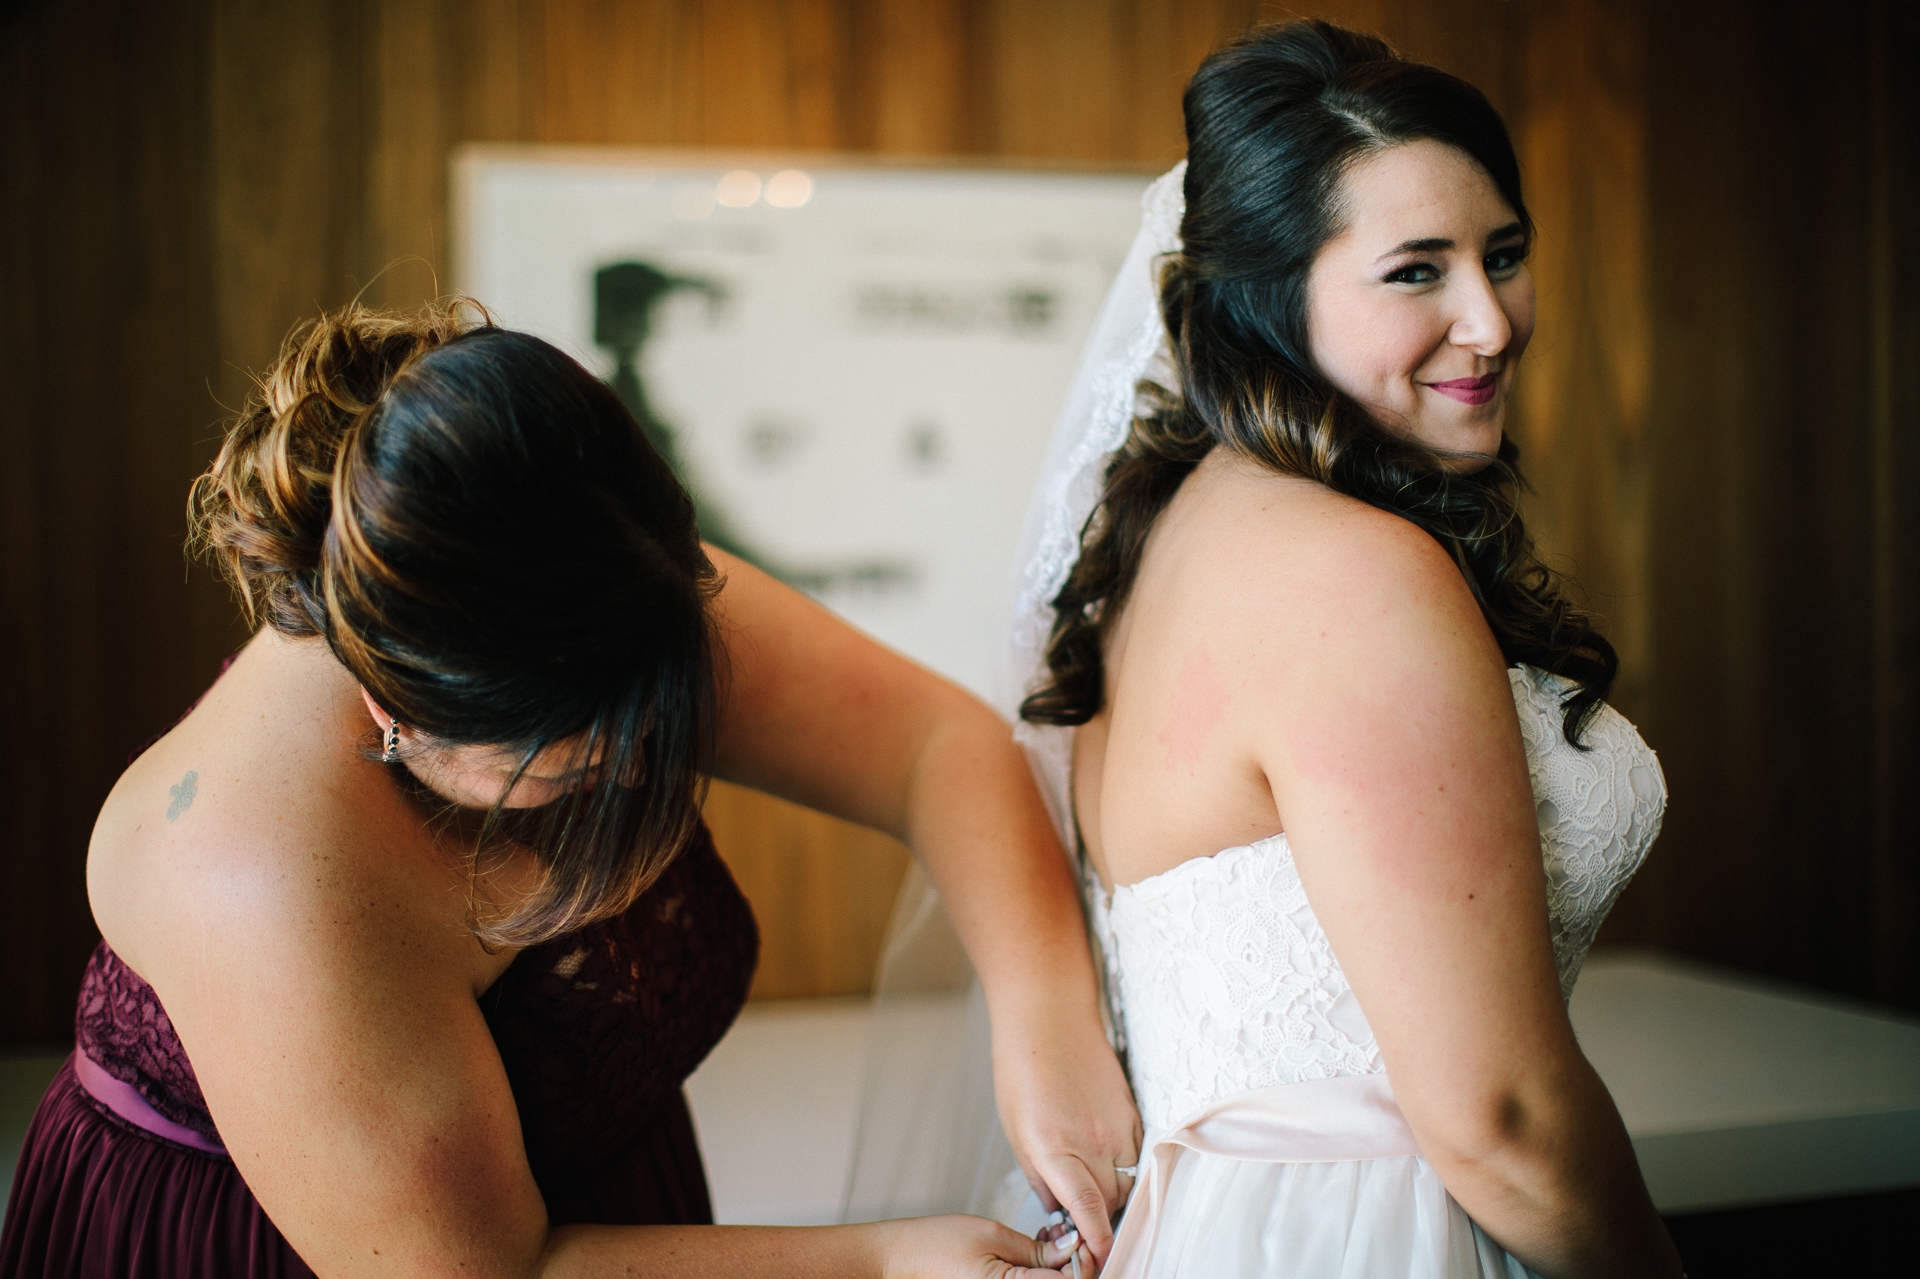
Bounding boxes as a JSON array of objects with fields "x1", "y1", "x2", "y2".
[{"x1": 0, "y1": 301, "x2": 1138, "y2": 1277}]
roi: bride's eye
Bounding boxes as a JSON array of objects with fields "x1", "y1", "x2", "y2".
[
  {"x1": 1383, "y1": 262, "x2": 1440, "y2": 285},
  {"x1": 1485, "y1": 244, "x2": 1528, "y2": 279}
]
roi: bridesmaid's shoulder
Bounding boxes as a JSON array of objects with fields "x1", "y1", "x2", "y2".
[{"x1": 88, "y1": 632, "x2": 458, "y2": 985}]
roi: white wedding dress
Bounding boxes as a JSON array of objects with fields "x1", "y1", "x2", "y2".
[{"x1": 1089, "y1": 663, "x2": 1666, "y2": 1277}]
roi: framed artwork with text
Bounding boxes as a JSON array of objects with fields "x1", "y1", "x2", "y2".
[{"x1": 455, "y1": 147, "x2": 1151, "y2": 699}]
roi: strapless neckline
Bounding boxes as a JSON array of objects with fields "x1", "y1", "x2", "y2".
[
  {"x1": 1109, "y1": 831, "x2": 1290, "y2": 899},
  {"x1": 1090, "y1": 663, "x2": 1669, "y2": 1139},
  {"x1": 73, "y1": 822, "x2": 759, "y2": 1180},
  {"x1": 1083, "y1": 665, "x2": 1665, "y2": 1279}
]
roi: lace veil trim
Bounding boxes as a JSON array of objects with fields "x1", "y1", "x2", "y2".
[{"x1": 842, "y1": 166, "x2": 1186, "y2": 1228}]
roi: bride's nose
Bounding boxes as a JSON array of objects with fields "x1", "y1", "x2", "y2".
[{"x1": 1447, "y1": 269, "x2": 1513, "y2": 356}]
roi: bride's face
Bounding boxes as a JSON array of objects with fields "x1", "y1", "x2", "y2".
[{"x1": 1305, "y1": 138, "x2": 1534, "y2": 468}]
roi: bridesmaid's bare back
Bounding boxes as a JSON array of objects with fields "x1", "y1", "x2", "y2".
[{"x1": 86, "y1": 628, "x2": 521, "y2": 997}]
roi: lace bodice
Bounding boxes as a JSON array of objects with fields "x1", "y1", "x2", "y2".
[{"x1": 1096, "y1": 665, "x2": 1666, "y2": 1137}]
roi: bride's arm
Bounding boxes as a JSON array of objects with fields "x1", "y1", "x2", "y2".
[
  {"x1": 706, "y1": 549, "x2": 1140, "y2": 1263},
  {"x1": 1243, "y1": 512, "x2": 1680, "y2": 1279}
]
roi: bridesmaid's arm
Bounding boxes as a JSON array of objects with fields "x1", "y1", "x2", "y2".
[
  {"x1": 706, "y1": 548, "x2": 1141, "y2": 1263},
  {"x1": 131, "y1": 786, "x2": 1072, "y2": 1278}
]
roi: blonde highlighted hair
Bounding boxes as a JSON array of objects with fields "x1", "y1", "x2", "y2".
[{"x1": 192, "y1": 299, "x2": 721, "y2": 945}]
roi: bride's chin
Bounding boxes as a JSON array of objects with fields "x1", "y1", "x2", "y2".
[
  {"x1": 1439, "y1": 450, "x2": 1500, "y2": 475},
  {"x1": 1430, "y1": 424, "x2": 1505, "y2": 472}
]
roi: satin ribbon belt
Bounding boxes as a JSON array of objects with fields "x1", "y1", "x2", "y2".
[
  {"x1": 74, "y1": 1048, "x2": 229, "y2": 1157},
  {"x1": 1104, "y1": 1073, "x2": 1425, "y2": 1277}
]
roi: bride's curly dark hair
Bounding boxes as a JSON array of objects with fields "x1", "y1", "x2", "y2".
[{"x1": 1020, "y1": 19, "x2": 1616, "y2": 747}]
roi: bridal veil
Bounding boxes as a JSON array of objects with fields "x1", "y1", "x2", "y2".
[{"x1": 840, "y1": 163, "x2": 1186, "y2": 1229}]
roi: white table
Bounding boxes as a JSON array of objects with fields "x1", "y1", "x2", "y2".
[
  {"x1": 686, "y1": 949, "x2": 1920, "y2": 1225},
  {"x1": 1568, "y1": 950, "x2": 1920, "y2": 1214},
  {"x1": 685, "y1": 998, "x2": 873, "y2": 1225},
  {"x1": 10, "y1": 953, "x2": 1913, "y2": 1234}
]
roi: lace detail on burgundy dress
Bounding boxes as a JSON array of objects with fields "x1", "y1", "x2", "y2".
[
  {"x1": 77, "y1": 941, "x2": 221, "y2": 1143},
  {"x1": 485, "y1": 825, "x2": 760, "y2": 1195}
]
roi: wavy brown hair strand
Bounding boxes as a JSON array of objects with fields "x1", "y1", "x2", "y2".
[
  {"x1": 1021, "y1": 20, "x2": 1617, "y2": 746},
  {"x1": 191, "y1": 298, "x2": 721, "y2": 946}
]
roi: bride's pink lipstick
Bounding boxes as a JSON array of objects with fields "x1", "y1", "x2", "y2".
[{"x1": 1425, "y1": 374, "x2": 1499, "y2": 406}]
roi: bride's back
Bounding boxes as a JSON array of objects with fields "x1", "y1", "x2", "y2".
[{"x1": 1073, "y1": 446, "x2": 1511, "y2": 892}]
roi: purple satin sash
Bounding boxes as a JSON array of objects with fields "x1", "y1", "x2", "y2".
[{"x1": 73, "y1": 1048, "x2": 229, "y2": 1157}]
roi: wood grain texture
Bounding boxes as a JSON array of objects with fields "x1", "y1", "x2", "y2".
[
  {"x1": 1, "y1": 0, "x2": 234, "y2": 1045},
  {"x1": 1866, "y1": 0, "x2": 1920, "y2": 1008},
  {"x1": 852, "y1": 0, "x2": 974, "y2": 154},
  {"x1": 1622, "y1": 0, "x2": 1913, "y2": 1007},
  {"x1": 208, "y1": 0, "x2": 367, "y2": 397},
  {"x1": 981, "y1": 0, "x2": 1129, "y2": 160},
  {"x1": 4, "y1": 0, "x2": 1914, "y2": 1044},
  {"x1": 1506, "y1": 0, "x2": 1653, "y2": 714},
  {"x1": 701, "y1": 781, "x2": 912, "y2": 998}
]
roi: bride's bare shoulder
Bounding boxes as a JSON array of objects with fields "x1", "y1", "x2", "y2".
[
  {"x1": 1164, "y1": 450, "x2": 1471, "y2": 622},
  {"x1": 1155, "y1": 454, "x2": 1509, "y2": 755}
]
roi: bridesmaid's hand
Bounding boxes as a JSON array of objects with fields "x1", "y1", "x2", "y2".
[
  {"x1": 694, "y1": 554, "x2": 1140, "y2": 1263},
  {"x1": 992, "y1": 1003, "x2": 1142, "y2": 1268},
  {"x1": 873, "y1": 1215, "x2": 1086, "y2": 1278}
]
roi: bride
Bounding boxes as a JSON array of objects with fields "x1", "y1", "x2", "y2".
[{"x1": 859, "y1": 19, "x2": 1687, "y2": 1279}]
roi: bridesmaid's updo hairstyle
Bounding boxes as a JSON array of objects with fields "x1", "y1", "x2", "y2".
[
  {"x1": 1022, "y1": 19, "x2": 1617, "y2": 746},
  {"x1": 192, "y1": 299, "x2": 720, "y2": 945}
]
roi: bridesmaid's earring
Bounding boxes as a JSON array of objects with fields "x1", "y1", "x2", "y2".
[{"x1": 382, "y1": 721, "x2": 402, "y2": 763}]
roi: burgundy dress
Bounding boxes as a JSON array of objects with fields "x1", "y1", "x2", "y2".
[{"x1": 0, "y1": 822, "x2": 759, "y2": 1278}]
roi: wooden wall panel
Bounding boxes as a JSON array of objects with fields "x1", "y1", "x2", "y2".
[
  {"x1": 700, "y1": 0, "x2": 844, "y2": 147},
  {"x1": 1, "y1": 0, "x2": 231, "y2": 1046},
  {"x1": 360, "y1": 0, "x2": 527, "y2": 310},
  {"x1": 535, "y1": 0, "x2": 849, "y2": 147},
  {"x1": 1624, "y1": 0, "x2": 1915, "y2": 1007},
  {"x1": 980, "y1": 0, "x2": 1130, "y2": 160},
  {"x1": 1122, "y1": 0, "x2": 1267, "y2": 161},
  {"x1": 364, "y1": 0, "x2": 461, "y2": 307},
  {"x1": 852, "y1": 0, "x2": 975, "y2": 154},
  {"x1": 537, "y1": 1, "x2": 696, "y2": 144},
  {"x1": 1505, "y1": 0, "x2": 1653, "y2": 715},
  {"x1": 1867, "y1": 0, "x2": 1920, "y2": 1008},
  {"x1": 207, "y1": 1, "x2": 367, "y2": 398},
  {"x1": 700, "y1": 782, "x2": 911, "y2": 999}
]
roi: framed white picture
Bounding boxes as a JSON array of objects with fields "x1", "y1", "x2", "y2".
[{"x1": 454, "y1": 146, "x2": 1151, "y2": 699}]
